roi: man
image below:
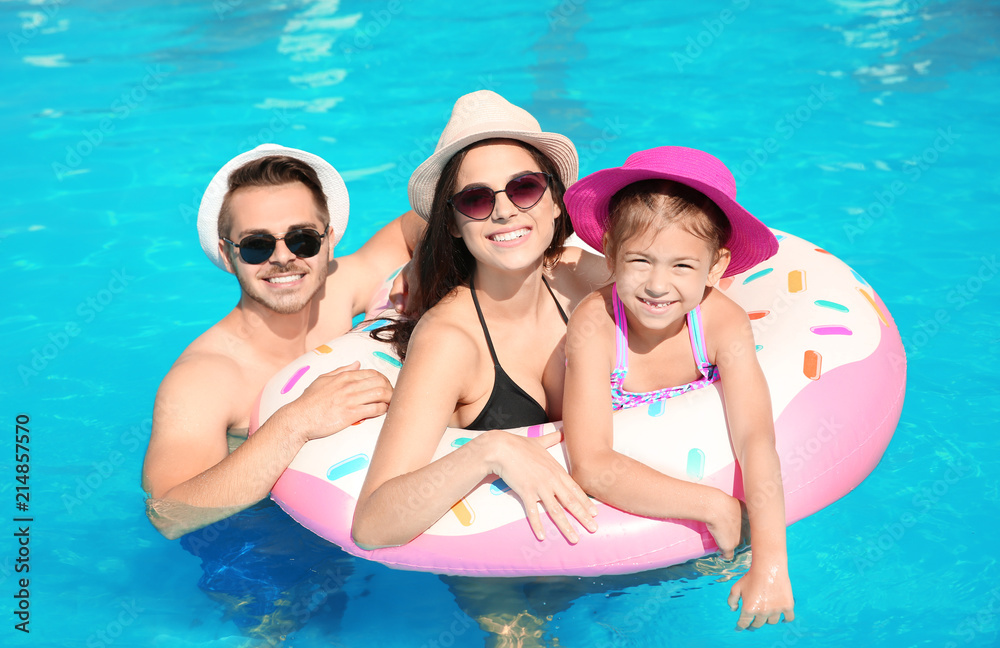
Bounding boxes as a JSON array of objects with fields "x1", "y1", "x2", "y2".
[{"x1": 142, "y1": 144, "x2": 421, "y2": 540}]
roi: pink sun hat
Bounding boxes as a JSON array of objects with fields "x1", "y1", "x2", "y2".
[{"x1": 565, "y1": 146, "x2": 778, "y2": 277}]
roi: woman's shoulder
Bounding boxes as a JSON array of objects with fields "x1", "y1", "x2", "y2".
[
  {"x1": 409, "y1": 287, "x2": 480, "y2": 357},
  {"x1": 549, "y1": 245, "x2": 611, "y2": 305}
]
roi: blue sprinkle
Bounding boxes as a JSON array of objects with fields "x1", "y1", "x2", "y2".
[
  {"x1": 450, "y1": 437, "x2": 471, "y2": 448},
  {"x1": 743, "y1": 268, "x2": 774, "y2": 284},
  {"x1": 814, "y1": 299, "x2": 850, "y2": 313},
  {"x1": 362, "y1": 319, "x2": 391, "y2": 331},
  {"x1": 372, "y1": 351, "x2": 402, "y2": 367},
  {"x1": 774, "y1": 234, "x2": 786, "y2": 242},
  {"x1": 686, "y1": 448, "x2": 706, "y2": 481},
  {"x1": 755, "y1": 344, "x2": 763, "y2": 352},
  {"x1": 490, "y1": 478, "x2": 511, "y2": 495},
  {"x1": 648, "y1": 401, "x2": 666, "y2": 417},
  {"x1": 850, "y1": 268, "x2": 869, "y2": 287},
  {"x1": 327, "y1": 454, "x2": 369, "y2": 481}
]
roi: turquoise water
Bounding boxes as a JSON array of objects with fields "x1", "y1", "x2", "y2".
[{"x1": 4, "y1": 0, "x2": 999, "y2": 646}]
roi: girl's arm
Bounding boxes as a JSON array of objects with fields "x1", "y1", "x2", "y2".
[
  {"x1": 352, "y1": 316, "x2": 596, "y2": 550},
  {"x1": 710, "y1": 296, "x2": 795, "y2": 628},
  {"x1": 562, "y1": 293, "x2": 742, "y2": 558}
]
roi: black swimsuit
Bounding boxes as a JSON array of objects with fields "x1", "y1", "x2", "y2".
[{"x1": 464, "y1": 276, "x2": 569, "y2": 431}]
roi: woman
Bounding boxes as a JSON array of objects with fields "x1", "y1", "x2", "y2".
[{"x1": 352, "y1": 90, "x2": 607, "y2": 549}]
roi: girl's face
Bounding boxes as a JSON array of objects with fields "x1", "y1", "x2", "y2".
[
  {"x1": 449, "y1": 141, "x2": 561, "y2": 275},
  {"x1": 612, "y1": 219, "x2": 729, "y2": 334}
]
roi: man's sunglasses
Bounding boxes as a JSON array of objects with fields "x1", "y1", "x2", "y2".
[
  {"x1": 222, "y1": 228, "x2": 326, "y2": 265},
  {"x1": 447, "y1": 172, "x2": 552, "y2": 220}
]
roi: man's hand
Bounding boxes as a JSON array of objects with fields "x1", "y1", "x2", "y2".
[{"x1": 282, "y1": 361, "x2": 393, "y2": 441}]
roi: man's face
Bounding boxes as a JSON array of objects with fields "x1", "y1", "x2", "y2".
[{"x1": 220, "y1": 181, "x2": 332, "y2": 315}]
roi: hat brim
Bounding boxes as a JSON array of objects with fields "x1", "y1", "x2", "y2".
[
  {"x1": 407, "y1": 130, "x2": 578, "y2": 221},
  {"x1": 197, "y1": 144, "x2": 349, "y2": 272},
  {"x1": 567, "y1": 167, "x2": 777, "y2": 278}
]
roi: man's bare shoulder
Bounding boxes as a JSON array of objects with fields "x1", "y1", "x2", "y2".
[{"x1": 158, "y1": 322, "x2": 248, "y2": 405}]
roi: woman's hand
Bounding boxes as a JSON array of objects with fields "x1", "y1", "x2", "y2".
[{"x1": 479, "y1": 430, "x2": 599, "y2": 543}]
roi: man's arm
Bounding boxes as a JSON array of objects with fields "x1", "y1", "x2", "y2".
[
  {"x1": 340, "y1": 210, "x2": 425, "y2": 315},
  {"x1": 142, "y1": 357, "x2": 391, "y2": 539}
]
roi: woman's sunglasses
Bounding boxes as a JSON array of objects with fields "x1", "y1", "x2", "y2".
[
  {"x1": 222, "y1": 228, "x2": 326, "y2": 265},
  {"x1": 447, "y1": 172, "x2": 552, "y2": 220}
]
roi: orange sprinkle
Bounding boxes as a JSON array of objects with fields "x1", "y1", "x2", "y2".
[
  {"x1": 788, "y1": 270, "x2": 807, "y2": 293},
  {"x1": 803, "y1": 350, "x2": 823, "y2": 380},
  {"x1": 747, "y1": 310, "x2": 770, "y2": 320},
  {"x1": 314, "y1": 344, "x2": 333, "y2": 354},
  {"x1": 857, "y1": 288, "x2": 889, "y2": 327},
  {"x1": 451, "y1": 499, "x2": 475, "y2": 526}
]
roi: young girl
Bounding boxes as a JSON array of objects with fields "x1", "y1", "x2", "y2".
[{"x1": 562, "y1": 146, "x2": 795, "y2": 629}]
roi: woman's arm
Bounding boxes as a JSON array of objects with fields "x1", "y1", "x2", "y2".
[
  {"x1": 710, "y1": 295, "x2": 795, "y2": 627},
  {"x1": 352, "y1": 315, "x2": 597, "y2": 549},
  {"x1": 562, "y1": 293, "x2": 742, "y2": 558}
]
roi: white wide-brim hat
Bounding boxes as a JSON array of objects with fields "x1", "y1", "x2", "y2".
[
  {"x1": 407, "y1": 90, "x2": 579, "y2": 220},
  {"x1": 197, "y1": 143, "x2": 349, "y2": 272}
]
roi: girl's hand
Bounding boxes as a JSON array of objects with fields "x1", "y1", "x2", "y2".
[
  {"x1": 481, "y1": 430, "x2": 599, "y2": 543},
  {"x1": 705, "y1": 492, "x2": 744, "y2": 560},
  {"x1": 727, "y1": 561, "x2": 795, "y2": 629}
]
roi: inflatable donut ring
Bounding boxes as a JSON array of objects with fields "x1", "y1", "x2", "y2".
[{"x1": 249, "y1": 230, "x2": 906, "y2": 576}]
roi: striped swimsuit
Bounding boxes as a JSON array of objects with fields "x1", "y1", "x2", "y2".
[{"x1": 610, "y1": 284, "x2": 720, "y2": 411}]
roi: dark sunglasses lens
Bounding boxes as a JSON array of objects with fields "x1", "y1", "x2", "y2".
[
  {"x1": 239, "y1": 235, "x2": 276, "y2": 264},
  {"x1": 506, "y1": 174, "x2": 548, "y2": 208},
  {"x1": 285, "y1": 230, "x2": 323, "y2": 258},
  {"x1": 453, "y1": 188, "x2": 495, "y2": 219}
]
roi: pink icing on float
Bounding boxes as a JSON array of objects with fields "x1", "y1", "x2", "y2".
[{"x1": 249, "y1": 230, "x2": 906, "y2": 576}]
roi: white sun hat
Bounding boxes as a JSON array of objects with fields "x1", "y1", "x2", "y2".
[
  {"x1": 407, "y1": 91, "x2": 579, "y2": 221},
  {"x1": 197, "y1": 144, "x2": 349, "y2": 271}
]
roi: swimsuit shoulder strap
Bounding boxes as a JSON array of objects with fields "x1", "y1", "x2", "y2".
[
  {"x1": 611, "y1": 283, "x2": 629, "y2": 373},
  {"x1": 686, "y1": 303, "x2": 714, "y2": 377},
  {"x1": 541, "y1": 276, "x2": 569, "y2": 324},
  {"x1": 469, "y1": 276, "x2": 500, "y2": 367}
]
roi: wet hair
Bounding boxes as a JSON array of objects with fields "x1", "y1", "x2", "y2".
[
  {"x1": 603, "y1": 179, "x2": 731, "y2": 268},
  {"x1": 375, "y1": 138, "x2": 572, "y2": 360},
  {"x1": 217, "y1": 156, "x2": 330, "y2": 238}
]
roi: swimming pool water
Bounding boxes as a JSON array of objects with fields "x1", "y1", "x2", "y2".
[{"x1": 4, "y1": 0, "x2": 999, "y2": 646}]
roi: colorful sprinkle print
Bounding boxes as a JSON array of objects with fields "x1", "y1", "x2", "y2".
[
  {"x1": 810, "y1": 325, "x2": 853, "y2": 336},
  {"x1": 686, "y1": 448, "x2": 705, "y2": 481},
  {"x1": 743, "y1": 268, "x2": 774, "y2": 284},
  {"x1": 451, "y1": 437, "x2": 471, "y2": 448},
  {"x1": 451, "y1": 499, "x2": 475, "y2": 526},
  {"x1": 815, "y1": 300, "x2": 849, "y2": 313},
  {"x1": 747, "y1": 310, "x2": 770, "y2": 320},
  {"x1": 372, "y1": 351, "x2": 402, "y2": 368},
  {"x1": 803, "y1": 350, "x2": 823, "y2": 381},
  {"x1": 788, "y1": 270, "x2": 807, "y2": 293},
  {"x1": 527, "y1": 424, "x2": 544, "y2": 438},
  {"x1": 857, "y1": 288, "x2": 889, "y2": 327},
  {"x1": 313, "y1": 344, "x2": 332, "y2": 354},
  {"x1": 647, "y1": 400, "x2": 666, "y2": 417},
  {"x1": 756, "y1": 344, "x2": 763, "y2": 352},
  {"x1": 281, "y1": 365, "x2": 310, "y2": 394},
  {"x1": 490, "y1": 478, "x2": 511, "y2": 495},
  {"x1": 362, "y1": 319, "x2": 391, "y2": 332},
  {"x1": 851, "y1": 268, "x2": 869, "y2": 287},
  {"x1": 326, "y1": 454, "x2": 369, "y2": 481}
]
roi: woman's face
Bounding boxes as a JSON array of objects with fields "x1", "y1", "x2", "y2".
[{"x1": 449, "y1": 141, "x2": 561, "y2": 275}]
